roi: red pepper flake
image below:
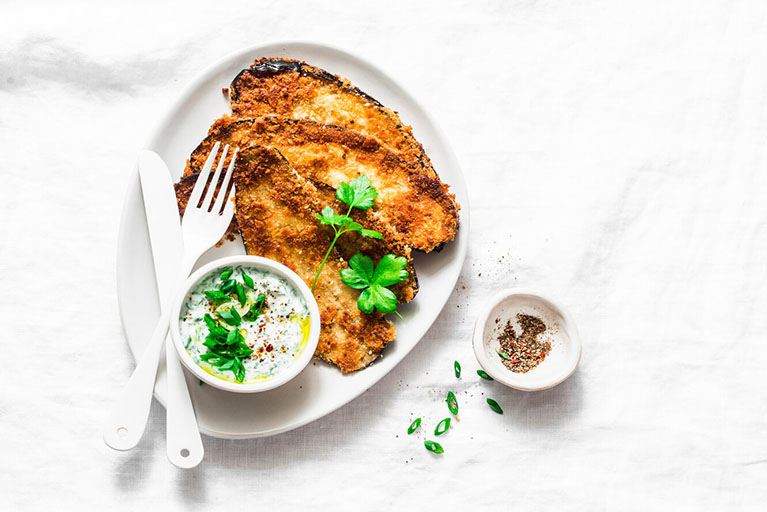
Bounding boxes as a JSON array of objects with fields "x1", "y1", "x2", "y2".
[{"x1": 265, "y1": 344, "x2": 274, "y2": 352}]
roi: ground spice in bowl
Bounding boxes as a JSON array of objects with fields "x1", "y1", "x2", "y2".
[{"x1": 497, "y1": 313, "x2": 551, "y2": 373}]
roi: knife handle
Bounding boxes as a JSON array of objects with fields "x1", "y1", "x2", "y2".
[
  {"x1": 165, "y1": 339, "x2": 204, "y2": 468},
  {"x1": 103, "y1": 309, "x2": 172, "y2": 451}
]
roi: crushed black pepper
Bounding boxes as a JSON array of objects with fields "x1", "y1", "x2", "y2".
[{"x1": 497, "y1": 313, "x2": 551, "y2": 373}]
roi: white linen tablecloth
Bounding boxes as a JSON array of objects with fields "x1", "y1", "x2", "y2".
[{"x1": 2, "y1": 0, "x2": 766, "y2": 509}]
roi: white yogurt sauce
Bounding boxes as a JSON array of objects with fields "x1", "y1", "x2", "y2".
[{"x1": 179, "y1": 265, "x2": 310, "y2": 383}]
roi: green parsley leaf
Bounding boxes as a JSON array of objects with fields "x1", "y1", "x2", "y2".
[
  {"x1": 340, "y1": 253, "x2": 408, "y2": 314},
  {"x1": 341, "y1": 218, "x2": 363, "y2": 233},
  {"x1": 337, "y1": 219, "x2": 382, "y2": 239},
  {"x1": 407, "y1": 417, "x2": 421, "y2": 435},
  {"x1": 340, "y1": 253, "x2": 374, "y2": 289},
  {"x1": 424, "y1": 440, "x2": 444, "y2": 454},
  {"x1": 358, "y1": 284, "x2": 397, "y2": 314},
  {"x1": 360, "y1": 228, "x2": 383, "y2": 239},
  {"x1": 487, "y1": 398, "x2": 504, "y2": 414},
  {"x1": 242, "y1": 271, "x2": 254, "y2": 289},
  {"x1": 372, "y1": 254, "x2": 409, "y2": 286},
  {"x1": 204, "y1": 290, "x2": 230, "y2": 305},
  {"x1": 434, "y1": 418, "x2": 451, "y2": 436},
  {"x1": 315, "y1": 206, "x2": 349, "y2": 227},
  {"x1": 336, "y1": 175, "x2": 378, "y2": 210}
]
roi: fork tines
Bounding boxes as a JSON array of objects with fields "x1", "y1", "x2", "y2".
[{"x1": 188, "y1": 142, "x2": 239, "y2": 214}]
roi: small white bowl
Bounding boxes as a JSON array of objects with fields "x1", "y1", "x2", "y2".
[
  {"x1": 170, "y1": 255, "x2": 321, "y2": 393},
  {"x1": 472, "y1": 288, "x2": 581, "y2": 391}
]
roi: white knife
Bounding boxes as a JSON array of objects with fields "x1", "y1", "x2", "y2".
[
  {"x1": 102, "y1": 152, "x2": 204, "y2": 467},
  {"x1": 138, "y1": 151, "x2": 204, "y2": 468}
]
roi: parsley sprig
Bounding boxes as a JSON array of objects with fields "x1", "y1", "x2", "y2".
[
  {"x1": 312, "y1": 175, "x2": 383, "y2": 292},
  {"x1": 340, "y1": 253, "x2": 408, "y2": 316}
]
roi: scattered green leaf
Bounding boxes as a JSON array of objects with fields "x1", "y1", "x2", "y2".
[
  {"x1": 434, "y1": 418, "x2": 451, "y2": 436},
  {"x1": 477, "y1": 370, "x2": 494, "y2": 381},
  {"x1": 446, "y1": 391, "x2": 458, "y2": 415},
  {"x1": 454, "y1": 360, "x2": 461, "y2": 378},
  {"x1": 424, "y1": 440, "x2": 444, "y2": 454},
  {"x1": 220, "y1": 269, "x2": 233, "y2": 281},
  {"x1": 487, "y1": 398, "x2": 503, "y2": 414},
  {"x1": 498, "y1": 351, "x2": 513, "y2": 360},
  {"x1": 407, "y1": 418, "x2": 421, "y2": 435}
]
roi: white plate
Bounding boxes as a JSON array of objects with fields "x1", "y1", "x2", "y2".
[{"x1": 116, "y1": 41, "x2": 469, "y2": 439}]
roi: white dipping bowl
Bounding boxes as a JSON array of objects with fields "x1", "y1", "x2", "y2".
[
  {"x1": 472, "y1": 288, "x2": 581, "y2": 391},
  {"x1": 170, "y1": 255, "x2": 321, "y2": 393}
]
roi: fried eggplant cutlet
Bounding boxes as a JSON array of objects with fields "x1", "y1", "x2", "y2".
[
  {"x1": 184, "y1": 116, "x2": 459, "y2": 253},
  {"x1": 230, "y1": 58, "x2": 439, "y2": 181},
  {"x1": 174, "y1": 170, "x2": 419, "y2": 304},
  {"x1": 232, "y1": 145, "x2": 396, "y2": 372}
]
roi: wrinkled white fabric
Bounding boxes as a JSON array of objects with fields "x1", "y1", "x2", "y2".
[{"x1": 1, "y1": 0, "x2": 765, "y2": 509}]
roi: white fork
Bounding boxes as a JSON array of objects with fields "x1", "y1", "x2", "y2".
[{"x1": 104, "y1": 142, "x2": 238, "y2": 465}]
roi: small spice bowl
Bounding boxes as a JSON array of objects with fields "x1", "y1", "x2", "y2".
[{"x1": 472, "y1": 288, "x2": 581, "y2": 391}]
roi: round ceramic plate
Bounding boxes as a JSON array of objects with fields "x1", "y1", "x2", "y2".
[{"x1": 116, "y1": 41, "x2": 469, "y2": 438}]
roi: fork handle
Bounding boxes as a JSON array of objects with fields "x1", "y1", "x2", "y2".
[
  {"x1": 164, "y1": 252, "x2": 205, "y2": 467},
  {"x1": 103, "y1": 308, "x2": 172, "y2": 450},
  {"x1": 165, "y1": 330, "x2": 204, "y2": 467}
]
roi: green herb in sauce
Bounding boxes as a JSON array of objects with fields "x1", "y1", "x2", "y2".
[{"x1": 179, "y1": 265, "x2": 310, "y2": 383}]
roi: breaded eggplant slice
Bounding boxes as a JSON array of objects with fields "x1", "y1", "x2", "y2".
[
  {"x1": 232, "y1": 145, "x2": 396, "y2": 373},
  {"x1": 230, "y1": 58, "x2": 439, "y2": 180},
  {"x1": 185, "y1": 116, "x2": 459, "y2": 253},
  {"x1": 174, "y1": 173, "x2": 419, "y2": 304}
]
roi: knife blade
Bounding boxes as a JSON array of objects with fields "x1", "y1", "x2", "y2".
[
  {"x1": 137, "y1": 151, "x2": 204, "y2": 468},
  {"x1": 138, "y1": 151, "x2": 183, "y2": 300}
]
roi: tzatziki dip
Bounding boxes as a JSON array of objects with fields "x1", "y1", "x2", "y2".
[{"x1": 178, "y1": 264, "x2": 311, "y2": 383}]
